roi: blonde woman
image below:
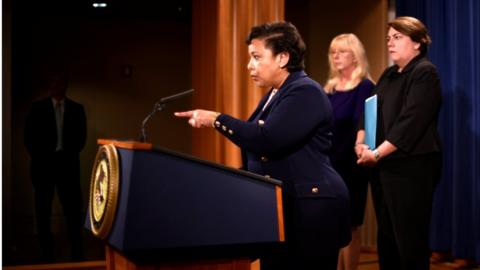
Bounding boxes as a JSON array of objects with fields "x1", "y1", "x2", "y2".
[{"x1": 325, "y1": 33, "x2": 374, "y2": 270}]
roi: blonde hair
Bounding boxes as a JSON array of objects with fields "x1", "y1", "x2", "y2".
[{"x1": 324, "y1": 33, "x2": 372, "y2": 93}]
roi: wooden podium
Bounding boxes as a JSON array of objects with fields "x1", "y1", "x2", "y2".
[{"x1": 86, "y1": 140, "x2": 284, "y2": 270}]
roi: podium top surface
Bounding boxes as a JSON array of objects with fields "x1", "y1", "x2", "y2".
[{"x1": 98, "y1": 139, "x2": 153, "y2": 150}]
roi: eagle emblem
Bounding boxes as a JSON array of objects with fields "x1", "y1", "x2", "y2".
[{"x1": 89, "y1": 144, "x2": 119, "y2": 239}]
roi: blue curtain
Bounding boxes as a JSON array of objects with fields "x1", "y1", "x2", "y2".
[{"x1": 396, "y1": 0, "x2": 480, "y2": 263}]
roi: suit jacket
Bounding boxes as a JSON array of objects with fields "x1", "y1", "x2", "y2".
[
  {"x1": 374, "y1": 54, "x2": 442, "y2": 160},
  {"x1": 214, "y1": 71, "x2": 350, "y2": 254},
  {"x1": 25, "y1": 97, "x2": 87, "y2": 183}
]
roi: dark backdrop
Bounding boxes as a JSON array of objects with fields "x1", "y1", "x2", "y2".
[
  {"x1": 3, "y1": 0, "x2": 193, "y2": 265},
  {"x1": 397, "y1": 0, "x2": 480, "y2": 263}
]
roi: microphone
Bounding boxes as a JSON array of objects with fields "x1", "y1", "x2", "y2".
[
  {"x1": 140, "y1": 89, "x2": 194, "y2": 143},
  {"x1": 159, "y1": 88, "x2": 195, "y2": 104}
]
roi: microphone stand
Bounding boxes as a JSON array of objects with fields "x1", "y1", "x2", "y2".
[
  {"x1": 140, "y1": 102, "x2": 166, "y2": 143},
  {"x1": 139, "y1": 89, "x2": 194, "y2": 143}
]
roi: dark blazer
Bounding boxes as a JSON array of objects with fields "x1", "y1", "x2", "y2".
[
  {"x1": 25, "y1": 97, "x2": 87, "y2": 183},
  {"x1": 214, "y1": 71, "x2": 350, "y2": 255},
  {"x1": 375, "y1": 54, "x2": 442, "y2": 159},
  {"x1": 366, "y1": 54, "x2": 442, "y2": 270}
]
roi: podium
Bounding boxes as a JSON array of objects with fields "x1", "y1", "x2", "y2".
[{"x1": 86, "y1": 139, "x2": 284, "y2": 270}]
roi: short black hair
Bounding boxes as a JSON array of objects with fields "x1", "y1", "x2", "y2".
[{"x1": 246, "y1": 21, "x2": 306, "y2": 72}]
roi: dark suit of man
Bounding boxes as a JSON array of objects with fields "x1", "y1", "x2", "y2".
[
  {"x1": 214, "y1": 71, "x2": 351, "y2": 269},
  {"x1": 25, "y1": 96, "x2": 87, "y2": 261}
]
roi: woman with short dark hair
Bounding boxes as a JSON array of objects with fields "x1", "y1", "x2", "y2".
[
  {"x1": 356, "y1": 16, "x2": 442, "y2": 270},
  {"x1": 176, "y1": 21, "x2": 351, "y2": 270}
]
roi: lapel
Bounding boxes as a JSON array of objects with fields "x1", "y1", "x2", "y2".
[
  {"x1": 63, "y1": 98, "x2": 73, "y2": 130},
  {"x1": 250, "y1": 70, "x2": 307, "y2": 121},
  {"x1": 63, "y1": 98, "x2": 69, "y2": 117},
  {"x1": 248, "y1": 89, "x2": 273, "y2": 122}
]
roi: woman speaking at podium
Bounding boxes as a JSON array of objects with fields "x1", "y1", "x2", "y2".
[{"x1": 175, "y1": 21, "x2": 350, "y2": 270}]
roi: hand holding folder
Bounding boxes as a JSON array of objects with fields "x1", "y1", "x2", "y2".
[{"x1": 364, "y1": 95, "x2": 377, "y2": 149}]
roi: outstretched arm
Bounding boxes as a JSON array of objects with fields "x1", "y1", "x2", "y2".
[{"x1": 174, "y1": 109, "x2": 220, "y2": 128}]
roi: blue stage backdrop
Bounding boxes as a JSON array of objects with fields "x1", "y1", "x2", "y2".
[{"x1": 397, "y1": 0, "x2": 480, "y2": 263}]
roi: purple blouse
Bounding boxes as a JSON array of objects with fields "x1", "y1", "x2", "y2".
[{"x1": 328, "y1": 79, "x2": 374, "y2": 165}]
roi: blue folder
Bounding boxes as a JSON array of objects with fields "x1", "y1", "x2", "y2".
[{"x1": 364, "y1": 95, "x2": 377, "y2": 149}]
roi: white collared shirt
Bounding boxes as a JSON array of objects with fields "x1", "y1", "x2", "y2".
[
  {"x1": 52, "y1": 98, "x2": 65, "y2": 151},
  {"x1": 262, "y1": 88, "x2": 278, "y2": 111}
]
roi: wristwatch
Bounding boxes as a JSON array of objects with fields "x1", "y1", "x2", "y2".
[{"x1": 372, "y1": 149, "x2": 380, "y2": 161}]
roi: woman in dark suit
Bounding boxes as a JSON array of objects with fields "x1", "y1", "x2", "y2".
[
  {"x1": 175, "y1": 21, "x2": 350, "y2": 270},
  {"x1": 355, "y1": 16, "x2": 442, "y2": 270}
]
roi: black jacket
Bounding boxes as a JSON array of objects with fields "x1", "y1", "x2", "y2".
[
  {"x1": 374, "y1": 54, "x2": 442, "y2": 160},
  {"x1": 24, "y1": 97, "x2": 87, "y2": 183}
]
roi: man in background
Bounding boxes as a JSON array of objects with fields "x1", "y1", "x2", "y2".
[{"x1": 24, "y1": 70, "x2": 87, "y2": 262}]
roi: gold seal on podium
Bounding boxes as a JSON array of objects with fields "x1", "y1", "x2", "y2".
[{"x1": 89, "y1": 144, "x2": 120, "y2": 239}]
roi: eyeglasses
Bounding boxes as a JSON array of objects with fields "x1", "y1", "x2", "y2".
[{"x1": 330, "y1": 49, "x2": 351, "y2": 56}]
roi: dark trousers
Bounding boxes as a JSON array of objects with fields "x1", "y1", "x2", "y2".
[
  {"x1": 371, "y1": 153, "x2": 441, "y2": 270},
  {"x1": 32, "y1": 152, "x2": 84, "y2": 262}
]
